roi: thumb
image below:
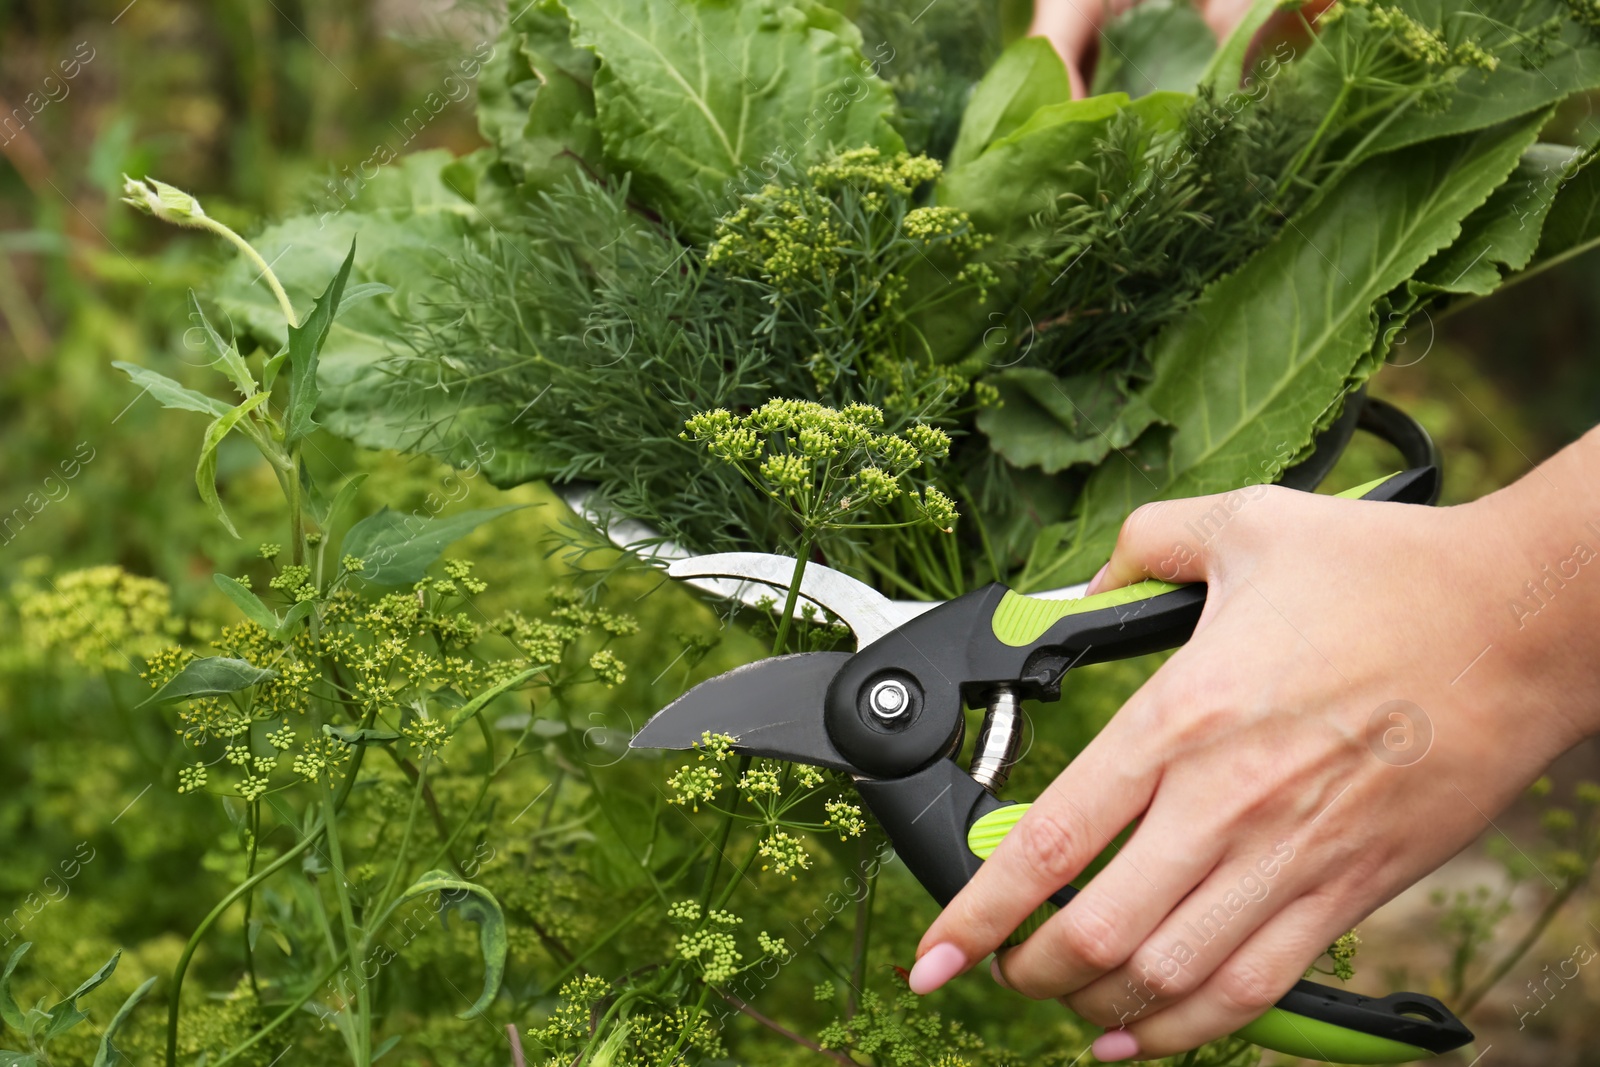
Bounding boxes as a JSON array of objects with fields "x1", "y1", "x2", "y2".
[{"x1": 1086, "y1": 488, "x2": 1273, "y2": 593}]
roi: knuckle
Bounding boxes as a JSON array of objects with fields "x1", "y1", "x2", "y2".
[
  {"x1": 1059, "y1": 906, "x2": 1127, "y2": 973},
  {"x1": 1014, "y1": 807, "x2": 1085, "y2": 884},
  {"x1": 1212, "y1": 960, "x2": 1283, "y2": 1018}
]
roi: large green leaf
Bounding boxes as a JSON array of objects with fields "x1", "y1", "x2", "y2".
[
  {"x1": 42, "y1": 951, "x2": 119, "y2": 1041},
  {"x1": 1415, "y1": 141, "x2": 1580, "y2": 295},
  {"x1": 977, "y1": 368, "x2": 1157, "y2": 474},
  {"x1": 388, "y1": 872, "x2": 507, "y2": 1019},
  {"x1": 210, "y1": 151, "x2": 482, "y2": 462},
  {"x1": 93, "y1": 976, "x2": 156, "y2": 1067},
  {"x1": 939, "y1": 91, "x2": 1189, "y2": 248},
  {"x1": 0, "y1": 944, "x2": 27, "y2": 1033},
  {"x1": 1020, "y1": 114, "x2": 1545, "y2": 589},
  {"x1": 342, "y1": 505, "x2": 526, "y2": 586},
  {"x1": 139, "y1": 657, "x2": 276, "y2": 707},
  {"x1": 1090, "y1": 0, "x2": 1216, "y2": 98},
  {"x1": 284, "y1": 240, "x2": 357, "y2": 446},
  {"x1": 194, "y1": 392, "x2": 271, "y2": 538},
  {"x1": 948, "y1": 37, "x2": 1072, "y2": 170},
  {"x1": 564, "y1": 0, "x2": 903, "y2": 237},
  {"x1": 478, "y1": 0, "x2": 604, "y2": 192},
  {"x1": 1313, "y1": 1, "x2": 1600, "y2": 163},
  {"x1": 1530, "y1": 151, "x2": 1600, "y2": 266},
  {"x1": 111, "y1": 362, "x2": 231, "y2": 418}
]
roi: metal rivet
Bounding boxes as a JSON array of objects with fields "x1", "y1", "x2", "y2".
[{"x1": 867, "y1": 679, "x2": 910, "y2": 722}]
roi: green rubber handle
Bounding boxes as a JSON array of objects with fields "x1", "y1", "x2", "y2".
[
  {"x1": 991, "y1": 471, "x2": 1412, "y2": 647},
  {"x1": 966, "y1": 804, "x2": 1441, "y2": 1061}
]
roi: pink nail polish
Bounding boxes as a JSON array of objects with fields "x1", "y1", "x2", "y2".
[
  {"x1": 907, "y1": 943, "x2": 966, "y2": 995},
  {"x1": 989, "y1": 958, "x2": 1010, "y2": 989},
  {"x1": 1092, "y1": 1030, "x2": 1140, "y2": 1062},
  {"x1": 1086, "y1": 562, "x2": 1111, "y2": 595}
]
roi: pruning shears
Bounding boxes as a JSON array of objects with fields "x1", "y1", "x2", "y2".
[{"x1": 631, "y1": 467, "x2": 1474, "y2": 1064}]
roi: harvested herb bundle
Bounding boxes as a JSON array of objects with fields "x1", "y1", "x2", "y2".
[{"x1": 209, "y1": 0, "x2": 1600, "y2": 595}]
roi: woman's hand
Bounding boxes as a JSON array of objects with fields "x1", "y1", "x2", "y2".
[{"x1": 906, "y1": 430, "x2": 1600, "y2": 1060}]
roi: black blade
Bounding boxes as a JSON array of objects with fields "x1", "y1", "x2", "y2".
[{"x1": 631, "y1": 652, "x2": 855, "y2": 773}]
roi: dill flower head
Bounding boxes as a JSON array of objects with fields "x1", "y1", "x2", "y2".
[
  {"x1": 757, "y1": 829, "x2": 813, "y2": 880},
  {"x1": 17, "y1": 564, "x2": 176, "y2": 670},
  {"x1": 682, "y1": 400, "x2": 960, "y2": 536}
]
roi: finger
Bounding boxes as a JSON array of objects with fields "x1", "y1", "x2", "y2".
[
  {"x1": 992, "y1": 795, "x2": 1227, "y2": 1000},
  {"x1": 1087, "y1": 486, "x2": 1286, "y2": 593},
  {"x1": 1063, "y1": 838, "x2": 1301, "y2": 1026},
  {"x1": 910, "y1": 723, "x2": 1159, "y2": 992},
  {"x1": 1200, "y1": 0, "x2": 1258, "y2": 39},
  {"x1": 1091, "y1": 894, "x2": 1343, "y2": 1062}
]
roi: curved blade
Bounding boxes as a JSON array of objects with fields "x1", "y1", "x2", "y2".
[
  {"x1": 668, "y1": 553, "x2": 904, "y2": 647},
  {"x1": 631, "y1": 652, "x2": 855, "y2": 772}
]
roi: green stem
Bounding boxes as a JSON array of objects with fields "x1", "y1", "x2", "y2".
[
  {"x1": 211, "y1": 951, "x2": 350, "y2": 1067},
  {"x1": 656, "y1": 981, "x2": 713, "y2": 1067},
  {"x1": 288, "y1": 449, "x2": 305, "y2": 567},
  {"x1": 373, "y1": 755, "x2": 429, "y2": 926},
  {"x1": 846, "y1": 838, "x2": 878, "y2": 1019},
  {"x1": 698, "y1": 755, "x2": 753, "y2": 914},
  {"x1": 770, "y1": 540, "x2": 811, "y2": 657},
  {"x1": 195, "y1": 216, "x2": 299, "y2": 329},
  {"x1": 166, "y1": 816, "x2": 327, "y2": 1067},
  {"x1": 1459, "y1": 876, "x2": 1583, "y2": 1012},
  {"x1": 320, "y1": 778, "x2": 367, "y2": 1066},
  {"x1": 242, "y1": 800, "x2": 262, "y2": 1001}
]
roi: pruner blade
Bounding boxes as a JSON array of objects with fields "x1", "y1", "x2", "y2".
[{"x1": 629, "y1": 651, "x2": 855, "y2": 772}]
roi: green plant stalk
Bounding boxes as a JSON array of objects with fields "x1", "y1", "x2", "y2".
[
  {"x1": 212, "y1": 950, "x2": 350, "y2": 1067},
  {"x1": 846, "y1": 837, "x2": 878, "y2": 1019},
  {"x1": 166, "y1": 814, "x2": 327, "y2": 1067},
  {"x1": 242, "y1": 798, "x2": 262, "y2": 1000},
  {"x1": 372, "y1": 754, "x2": 429, "y2": 923},
  {"x1": 656, "y1": 980, "x2": 713, "y2": 1067},
  {"x1": 192, "y1": 214, "x2": 300, "y2": 330},
  {"x1": 320, "y1": 775, "x2": 368, "y2": 1066},
  {"x1": 769, "y1": 540, "x2": 811, "y2": 658},
  {"x1": 1460, "y1": 875, "x2": 1584, "y2": 1011}
]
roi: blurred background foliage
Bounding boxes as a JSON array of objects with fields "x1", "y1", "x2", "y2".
[{"x1": 0, "y1": 0, "x2": 1598, "y2": 1064}]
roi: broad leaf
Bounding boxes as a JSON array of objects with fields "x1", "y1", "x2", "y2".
[
  {"x1": 1530, "y1": 151, "x2": 1600, "y2": 266},
  {"x1": 1090, "y1": 0, "x2": 1216, "y2": 98},
  {"x1": 978, "y1": 368, "x2": 1157, "y2": 474},
  {"x1": 1021, "y1": 114, "x2": 1545, "y2": 589},
  {"x1": 478, "y1": 0, "x2": 604, "y2": 192},
  {"x1": 939, "y1": 91, "x2": 1189, "y2": 248},
  {"x1": 342, "y1": 505, "x2": 525, "y2": 586},
  {"x1": 42, "y1": 951, "x2": 119, "y2": 1040},
  {"x1": 389, "y1": 872, "x2": 507, "y2": 1019},
  {"x1": 0, "y1": 944, "x2": 27, "y2": 1032},
  {"x1": 284, "y1": 240, "x2": 357, "y2": 445},
  {"x1": 564, "y1": 0, "x2": 903, "y2": 237},
  {"x1": 1415, "y1": 142, "x2": 1580, "y2": 295},
  {"x1": 273, "y1": 600, "x2": 317, "y2": 641},
  {"x1": 188, "y1": 292, "x2": 257, "y2": 398},
  {"x1": 139, "y1": 657, "x2": 276, "y2": 707},
  {"x1": 93, "y1": 976, "x2": 156, "y2": 1067},
  {"x1": 112, "y1": 362, "x2": 231, "y2": 418},
  {"x1": 213, "y1": 574, "x2": 279, "y2": 633},
  {"x1": 948, "y1": 37, "x2": 1072, "y2": 170},
  {"x1": 0, "y1": 1053, "x2": 36, "y2": 1066},
  {"x1": 195, "y1": 392, "x2": 272, "y2": 538}
]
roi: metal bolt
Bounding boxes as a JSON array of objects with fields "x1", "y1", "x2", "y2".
[{"x1": 867, "y1": 679, "x2": 910, "y2": 722}]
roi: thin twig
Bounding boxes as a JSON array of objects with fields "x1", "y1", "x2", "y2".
[{"x1": 714, "y1": 991, "x2": 862, "y2": 1066}]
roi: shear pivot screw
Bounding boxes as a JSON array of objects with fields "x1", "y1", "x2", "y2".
[{"x1": 867, "y1": 679, "x2": 910, "y2": 722}]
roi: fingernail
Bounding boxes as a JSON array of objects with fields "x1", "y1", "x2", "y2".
[
  {"x1": 989, "y1": 957, "x2": 1010, "y2": 989},
  {"x1": 1085, "y1": 562, "x2": 1111, "y2": 596},
  {"x1": 1092, "y1": 1030, "x2": 1139, "y2": 1062},
  {"x1": 907, "y1": 943, "x2": 965, "y2": 995}
]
